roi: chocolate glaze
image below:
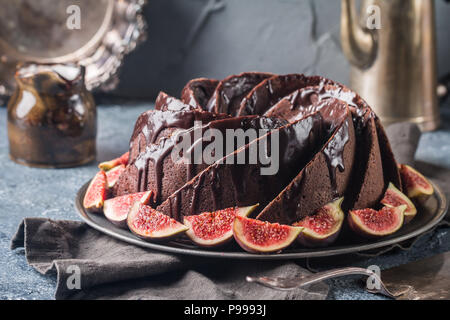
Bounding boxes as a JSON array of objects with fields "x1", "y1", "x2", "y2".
[
  {"x1": 256, "y1": 103, "x2": 355, "y2": 224},
  {"x1": 132, "y1": 108, "x2": 229, "y2": 145},
  {"x1": 130, "y1": 109, "x2": 226, "y2": 147},
  {"x1": 115, "y1": 73, "x2": 401, "y2": 228},
  {"x1": 155, "y1": 91, "x2": 197, "y2": 112},
  {"x1": 118, "y1": 110, "x2": 287, "y2": 203},
  {"x1": 260, "y1": 82, "x2": 387, "y2": 210},
  {"x1": 135, "y1": 137, "x2": 174, "y2": 197},
  {"x1": 115, "y1": 108, "x2": 229, "y2": 200},
  {"x1": 206, "y1": 72, "x2": 273, "y2": 115},
  {"x1": 323, "y1": 119, "x2": 349, "y2": 197},
  {"x1": 181, "y1": 78, "x2": 219, "y2": 110},
  {"x1": 263, "y1": 88, "x2": 352, "y2": 198},
  {"x1": 237, "y1": 74, "x2": 335, "y2": 116}
]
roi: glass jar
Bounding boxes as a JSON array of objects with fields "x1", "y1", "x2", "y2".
[{"x1": 7, "y1": 63, "x2": 96, "y2": 168}]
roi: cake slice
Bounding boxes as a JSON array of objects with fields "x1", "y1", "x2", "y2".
[
  {"x1": 205, "y1": 72, "x2": 273, "y2": 115},
  {"x1": 257, "y1": 102, "x2": 356, "y2": 224}
]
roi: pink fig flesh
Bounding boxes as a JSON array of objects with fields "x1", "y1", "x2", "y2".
[
  {"x1": 99, "y1": 152, "x2": 129, "y2": 171},
  {"x1": 381, "y1": 182, "x2": 417, "y2": 223},
  {"x1": 233, "y1": 216, "x2": 303, "y2": 253},
  {"x1": 103, "y1": 191, "x2": 153, "y2": 228},
  {"x1": 348, "y1": 205, "x2": 406, "y2": 238},
  {"x1": 127, "y1": 202, "x2": 188, "y2": 241},
  {"x1": 83, "y1": 171, "x2": 107, "y2": 212},
  {"x1": 105, "y1": 164, "x2": 126, "y2": 188},
  {"x1": 399, "y1": 164, "x2": 434, "y2": 199},
  {"x1": 293, "y1": 198, "x2": 344, "y2": 247},
  {"x1": 184, "y1": 204, "x2": 258, "y2": 247}
]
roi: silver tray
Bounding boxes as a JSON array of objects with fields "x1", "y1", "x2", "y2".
[
  {"x1": 75, "y1": 180, "x2": 448, "y2": 260},
  {"x1": 0, "y1": 0, "x2": 146, "y2": 101}
]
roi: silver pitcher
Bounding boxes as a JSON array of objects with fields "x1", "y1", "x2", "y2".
[{"x1": 341, "y1": 0, "x2": 440, "y2": 131}]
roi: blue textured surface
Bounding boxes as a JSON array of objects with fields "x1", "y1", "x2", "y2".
[{"x1": 1, "y1": 103, "x2": 449, "y2": 300}]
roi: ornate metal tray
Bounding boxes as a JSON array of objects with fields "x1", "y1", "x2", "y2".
[
  {"x1": 75, "y1": 179, "x2": 448, "y2": 260},
  {"x1": 0, "y1": 0, "x2": 146, "y2": 102}
]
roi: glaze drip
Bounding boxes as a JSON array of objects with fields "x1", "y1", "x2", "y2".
[{"x1": 323, "y1": 120, "x2": 349, "y2": 197}]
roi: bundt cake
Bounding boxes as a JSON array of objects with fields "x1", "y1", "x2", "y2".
[{"x1": 112, "y1": 72, "x2": 403, "y2": 228}]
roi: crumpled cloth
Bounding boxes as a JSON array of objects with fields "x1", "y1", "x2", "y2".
[{"x1": 11, "y1": 217, "x2": 327, "y2": 300}]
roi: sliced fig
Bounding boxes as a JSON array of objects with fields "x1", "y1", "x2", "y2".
[
  {"x1": 127, "y1": 202, "x2": 188, "y2": 241},
  {"x1": 99, "y1": 152, "x2": 129, "y2": 171},
  {"x1": 381, "y1": 182, "x2": 417, "y2": 223},
  {"x1": 184, "y1": 204, "x2": 258, "y2": 247},
  {"x1": 399, "y1": 164, "x2": 434, "y2": 199},
  {"x1": 105, "y1": 164, "x2": 126, "y2": 188},
  {"x1": 293, "y1": 198, "x2": 344, "y2": 247},
  {"x1": 233, "y1": 216, "x2": 303, "y2": 253},
  {"x1": 103, "y1": 191, "x2": 153, "y2": 228},
  {"x1": 348, "y1": 205, "x2": 406, "y2": 238},
  {"x1": 83, "y1": 171, "x2": 107, "y2": 212}
]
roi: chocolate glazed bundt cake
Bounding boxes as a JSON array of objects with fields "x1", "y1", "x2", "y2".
[{"x1": 112, "y1": 72, "x2": 403, "y2": 229}]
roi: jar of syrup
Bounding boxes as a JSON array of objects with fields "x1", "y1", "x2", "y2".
[{"x1": 7, "y1": 64, "x2": 96, "y2": 168}]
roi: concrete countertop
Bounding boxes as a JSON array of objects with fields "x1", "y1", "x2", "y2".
[{"x1": 1, "y1": 102, "x2": 449, "y2": 300}]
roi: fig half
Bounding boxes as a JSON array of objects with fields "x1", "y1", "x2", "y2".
[
  {"x1": 399, "y1": 164, "x2": 434, "y2": 199},
  {"x1": 293, "y1": 198, "x2": 344, "y2": 247},
  {"x1": 99, "y1": 151, "x2": 129, "y2": 171},
  {"x1": 381, "y1": 182, "x2": 417, "y2": 223},
  {"x1": 127, "y1": 202, "x2": 188, "y2": 241},
  {"x1": 348, "y1": 205, "x2": 406, "y2": 238},
  {"x1": 184, "y1": 204, "x2": 258, "y2": 247},
  {"x1": 83, "y1": 171, "x2": 107, "y2": 212},
  {"x1": 103, "y1": 191, "x2": 153, "y2": 228},
  {"x1": 233, "y1": 216, "x2": 303, "y2": 253},
  {"x1": 105, "y1": 164, "x2": 126, "y2": 188}
]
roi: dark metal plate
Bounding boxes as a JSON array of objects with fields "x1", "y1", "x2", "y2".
[{"x1": 75, "y1": 180, "x2": 448, "y2": 260}]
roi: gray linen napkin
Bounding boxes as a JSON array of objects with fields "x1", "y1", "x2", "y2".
[
  {"x1": 10, "y1": 122, "x2": 448, "y2": 300},
  {"x1": 10, "y1": 218, "x2": 328, "y2": 299}
]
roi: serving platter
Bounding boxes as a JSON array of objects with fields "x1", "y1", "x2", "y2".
[
  {"x1": 0, "y1": 0, "x2": 146, "y2": 103},
  {"x1": 75, "y1": 180, "x2": 448, "y2": 260}
]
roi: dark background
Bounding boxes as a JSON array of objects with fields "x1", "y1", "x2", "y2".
[{"x1": 101, "y1": 0, "x2": 450, "y2": 101}]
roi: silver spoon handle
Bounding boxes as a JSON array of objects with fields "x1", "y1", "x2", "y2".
[{"x1": 247, "y1": 267, "x2": 397, "y2": 298}]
